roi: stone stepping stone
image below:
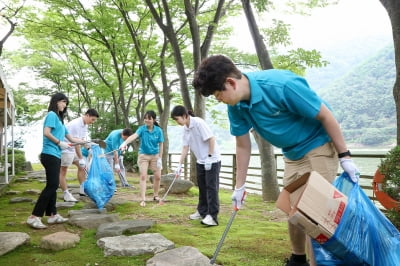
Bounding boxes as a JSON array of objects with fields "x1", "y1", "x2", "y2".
[
  {"x1": 0, "y1": 232, "x2": 30, "y2": 256},
  {"x1": 40, "y1": 231, "x2": 80, "y2": 251},
  {"x1": 69, "y1": 213, "x2": 120, "y2": 229},
  {"x1": 146, "y1": 246, "x2": 212, "y2": 266},
  {"x1": 97, "y1": 233, "x2": 174, "y2": 257},
  {"x1": 96, "y1": 219, "x2": 155, "y2": 239}
]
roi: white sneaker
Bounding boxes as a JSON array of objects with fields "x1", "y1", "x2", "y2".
[
  {"x1": 48, "y1": 214, "x2": 69, "y2": 224},
  {"x1": 63, "y1": 191, "x2": 78, "y2": 202},
  {"x1": 201, "y1": 214, "x2": 218, "y2": 226},
  {"x1": 27, "y1": 216, "x2": 47, "y2": 229},
  {"x1": 189, "y1": 211, "x2": 202, "y2": 220}
]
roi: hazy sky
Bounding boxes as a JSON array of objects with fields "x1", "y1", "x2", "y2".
[{"x1": 231, "y1": 0, "x2": 392, "y2": 52}]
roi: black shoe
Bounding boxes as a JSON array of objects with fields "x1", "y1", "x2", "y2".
[
  {"x1": 79, "y1": 193, "x2": 87, "y2": 197},
  {"x1": 284, "y1": 256, "x2": 309, "y2": 266}
]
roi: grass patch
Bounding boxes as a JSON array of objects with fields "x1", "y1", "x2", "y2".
[{"x1": 0, "y1": 164, "x2": 290, "y2": 265}]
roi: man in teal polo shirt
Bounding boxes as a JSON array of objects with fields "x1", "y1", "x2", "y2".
[
  {"x1": 193, "y1": 55, "x2": 360, "y2": 266},
  {"x1": 104, "y1": 128, "x2": 133, "y2": 187}
]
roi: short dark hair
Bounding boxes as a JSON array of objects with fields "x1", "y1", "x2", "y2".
[
  {"x1": 192, "y1": 55, "x2": 242, "y2": 96},
  {"x1": 171, "y1": 105, "x2": 195, "y2": 119},
  {"x1": 85, "y1": 108, "x2": 99, "y2": 118},
  {"x1": 122, "y1": 128, "x2": 133, "y2": 137}
]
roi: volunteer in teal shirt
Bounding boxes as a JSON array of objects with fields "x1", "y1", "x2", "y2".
[
  {"x1": 228, "y1": 69, "x2": 331, "y2": 161},
  {"x1": 193, "y1": 55, "x2": 360, "y2": 266},
  {"x1": 27, "y1": 93, "x2": 81, "y2": 229},
  {"x1": 120, "y1": 111, "x2": 164, "y2": 207},
  {"x1": 104, "y1": 128, "x2": 133, "y2": 187}
]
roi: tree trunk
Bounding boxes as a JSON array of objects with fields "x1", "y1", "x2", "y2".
[
  {"x1": 379, "y1": 0, "x2": 400, "y2": 145},
  {"x1": 241, "y1": 0, "x2": 279, "y2": 201}
]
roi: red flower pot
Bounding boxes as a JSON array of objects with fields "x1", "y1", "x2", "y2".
[{"x1": 372, "y1": 169, "x2": 399, "y2": 211}]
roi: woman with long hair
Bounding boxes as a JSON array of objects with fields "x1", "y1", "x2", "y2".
[{"x1": 26, "y1": 92, "x2": 82, "y2": 229}]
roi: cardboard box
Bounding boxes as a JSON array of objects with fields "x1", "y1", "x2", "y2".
[{"x1": 276, "y1": 171, "x2": 348, "y2": 243}]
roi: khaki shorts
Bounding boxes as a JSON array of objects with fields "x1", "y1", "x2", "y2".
[
  {"x1": 138, "y1": 154, "x2": 158, "y2": 173},
  {"x1": 283, "y1": 142, "x2": 339, "y2": 186},
  {"x1": 61, "y1": 153, "x2": 79, "y2": 167}
]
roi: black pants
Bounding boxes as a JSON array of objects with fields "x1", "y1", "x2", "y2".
[
  {"x1": 32, "y1": 153, "x2": 61, "y2": 217},
  {"x1": 196, "y1": 161, "x2": 221, "y2": 223}
]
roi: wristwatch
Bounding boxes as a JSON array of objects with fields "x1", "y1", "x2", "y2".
[{"x1": 338, "y1": 150, "x2": 351, "y2": 158}]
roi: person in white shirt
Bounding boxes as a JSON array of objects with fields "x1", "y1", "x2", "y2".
[
  {"x1": 171, "y1": 105, "x2": 221, "y2": 226},
  {"x1": 59, "y1": 109, "x2": 99, "y2": 202}
]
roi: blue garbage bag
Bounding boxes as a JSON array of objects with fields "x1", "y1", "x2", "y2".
[
  {"x1": 83, "y1": 145, "x2": 116, "y2": 209},
  {"x1": 313, "y1": 172, "x2": 400, "y2": 265}
]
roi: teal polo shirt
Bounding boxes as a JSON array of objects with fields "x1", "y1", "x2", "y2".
[
  {"x1": 136, "y1": 125, "x2": 164, "y2": 155},
  {"x1": 105, "y1": 129, "x2": 124, "y2": 156},
  {"x1": 228, "y1": 69, "x2": 331, "y2": 160},
  {"x1": 42, "y1": 111, "x2": 69, "y2": 158}
]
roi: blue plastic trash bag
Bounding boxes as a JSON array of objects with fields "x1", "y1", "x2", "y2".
[
  {"x1": 83, "y1": 145, "x2": 116, "y2": 209},
  {"x1": 313, "y1": 172, "x2": 400, "y2": 265}
]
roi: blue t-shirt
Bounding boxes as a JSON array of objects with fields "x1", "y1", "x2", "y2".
[
  {"x1": 42, "y1": 111, "x2": 69, "y2": 159},
  {"x1": 228, "y1": 69, "x2": 331, "y2": 160},
  {"x1": 105, "y1": 129, "x2": 124, "y2": 156},
  {"x1": 136, "y1": 125, "x2": 164, "y2": 155}
]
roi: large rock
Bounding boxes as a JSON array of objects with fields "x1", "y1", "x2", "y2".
[
  {"x1": 0, "y1": 232, "x2": 30, "y2": 256},
  {"x1": 146, "y1": 246, "x2": 212, "y2": 266},
  {"x1": 40, "y1": 231, "x2": 80, "y2": 251},
  {"x1": 150, "y1": 173, "x2": 194, "y2": 194},
  {"x1": 97, "y1": 233, "x2": 174, "y2": 257}
]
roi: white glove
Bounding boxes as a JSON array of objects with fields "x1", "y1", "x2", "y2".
[
  {"x1": 119, "y1": 141, "x2": 128, "y2": 151},
  {"x1": 58, "y1": 141, "x2": 70, "y2": 150},
  {"x1": 175, "y1": 164, "x2": 183, "y2": 176},
  {"x1": 114, "y1": 164, "x2": 121, "y2": 172},
  {"x1": 231, "y1": 184, "x2": 247, "y2": 210},
  {"x1": 340, "y1": 158, "x2": 360, "y2": 183},
  {"x1": 157, "y1": 158, "x2": 162, "y2": 169},
  {"x1": 78, "y1": 159, "x2": 86, "y2": 168},
  {"x1": 204, "y1": 157, "x2": 213, "y2": 171}
]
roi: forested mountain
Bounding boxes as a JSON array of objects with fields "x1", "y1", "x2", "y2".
[{"x1": 316, "y1": 44, "x2": 396, "y2": 147}]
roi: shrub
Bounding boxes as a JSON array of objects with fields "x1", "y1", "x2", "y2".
[
  {"x1": 378, "y1": 146, "x2": 400, "y2": 202},
  {"x1": 0, "y1": 149, "x2": 27, "y2": 174}
]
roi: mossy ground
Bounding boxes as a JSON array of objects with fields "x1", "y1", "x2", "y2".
[{"x1": 0, "y1": 164, "x2": 290, "y2": 265}]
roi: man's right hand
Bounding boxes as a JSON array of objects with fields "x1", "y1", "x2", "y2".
[
  {"x1": 119, "y1": 141, "x2": 128, "y2": 151},
  {"x1": 232, "y1": 184, "x2": 247, "y2": 210},
  {"x1": 174, "y1": 164, "x2": 183, "y2": 176}
]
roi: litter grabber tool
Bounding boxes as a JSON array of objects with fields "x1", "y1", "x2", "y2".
[
  {"x1": 159, "y1": 173, "x2": 179, "y2": 205},
  {"x1": 98, "y1": 149, "x2": 119, "y2": 158},
  {"x1": 118, "y1": 171, "x2": 130, "y2": 187},
  {"x1": 209, "y1": 204, "x2": 239, "y2": 264}
]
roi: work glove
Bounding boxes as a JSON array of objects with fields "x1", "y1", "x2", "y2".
[
  {"x1": 204, "y1": 156, "x2": 213, "y2": 171},
  {"x1": 114, "y1": 164, "x2": 121, "y2": 172},
  {"x1": 231, "y1": 184, "x2": 247, "y2": 210},
  {"x1": 78, "y1": 159, "x2": 86, "y2": 168},
  {"x1": 58, "y1": 141, "x2": 70, "y2": 150},
  {"x1": 340, "y1": 158, "x2": 360, "y2": 183},
  {"x1": 174, "y1": 164, "x2": 183, "y2": 176},
  {"x1": 157, "y1": 158, "x2": 162, "y2": 169},
  {"x1": 119, "y1": 141, "x2": 128, "y2": 151}
]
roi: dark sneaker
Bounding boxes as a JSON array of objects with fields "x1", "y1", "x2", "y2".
[{"x1": 284, "y1": 256, "x2": 309, "y2": 266}]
